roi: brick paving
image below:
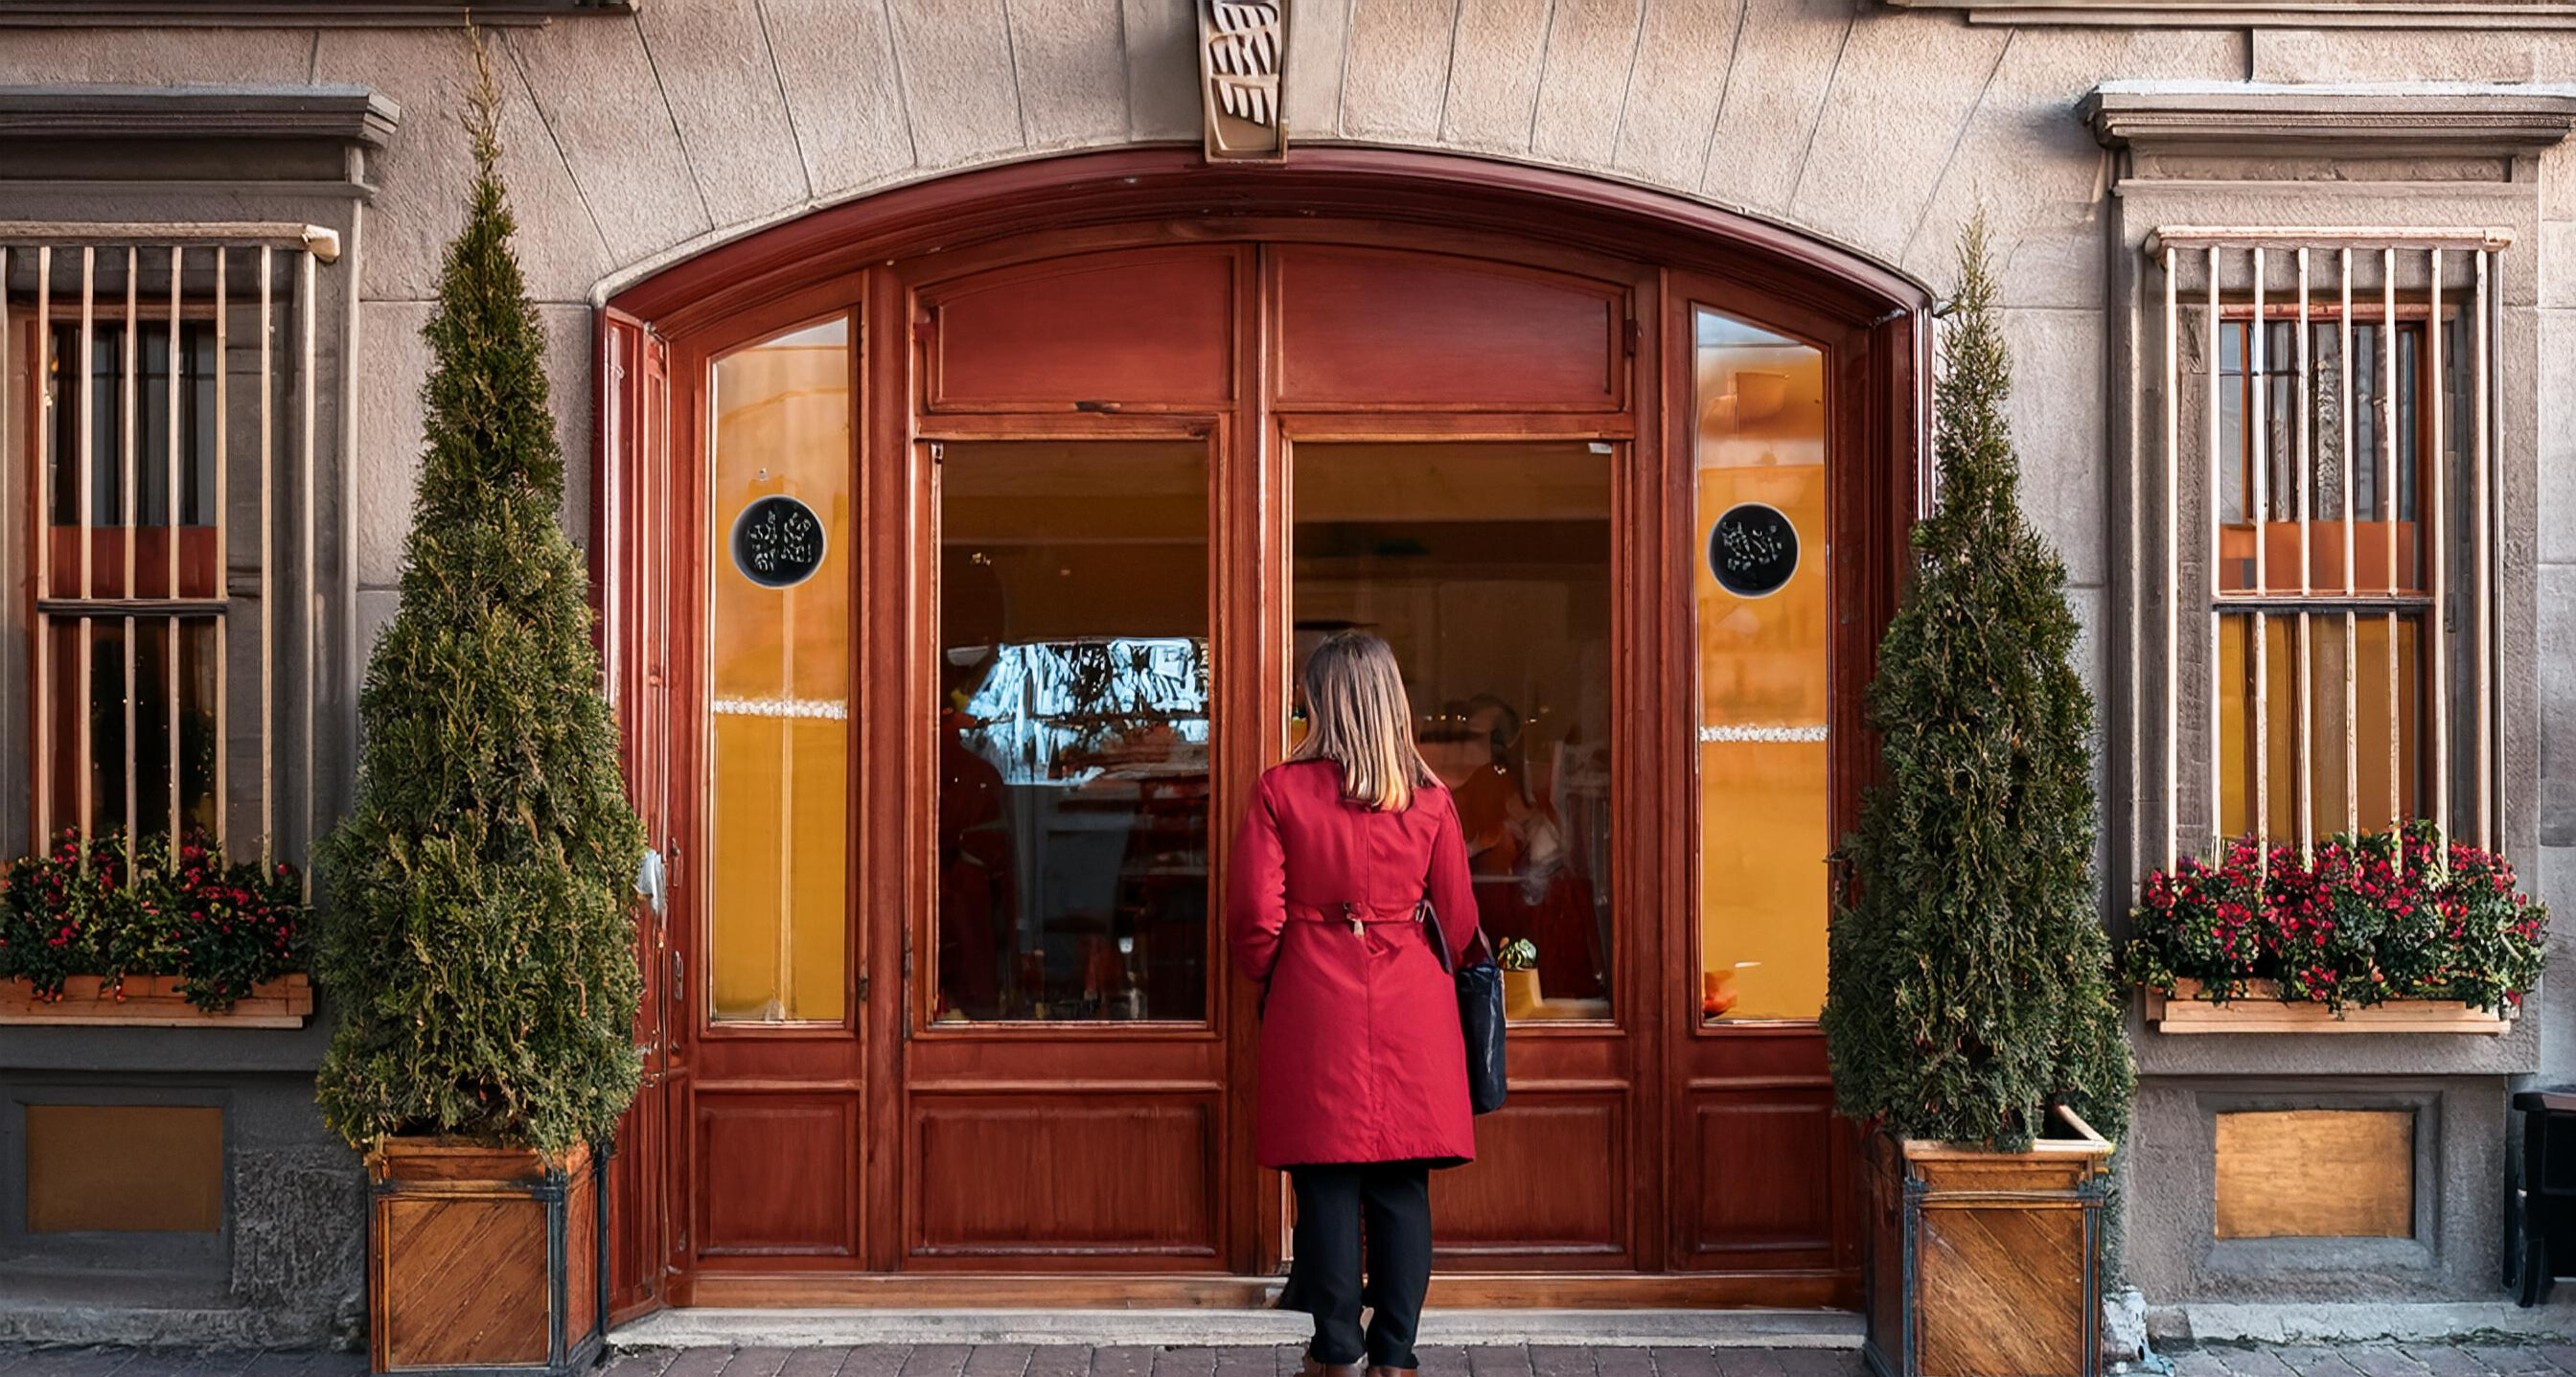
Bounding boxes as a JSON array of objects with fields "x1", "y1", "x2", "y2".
[{"x1": 3, "y1": 1343, "x2": 2576, "y2": 1377}]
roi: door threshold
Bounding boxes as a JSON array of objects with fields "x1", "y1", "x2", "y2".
[
  {"x1": 671, "y1": 1272, "x2": 1855, "y2": 1314},
  {"x1": 613, "y1": 1305, "x2": 1862, "y2": 1350}
]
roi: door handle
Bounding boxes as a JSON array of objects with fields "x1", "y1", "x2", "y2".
[{"x1": 635, "y1": 847, "x2": 667, "y2": 915}]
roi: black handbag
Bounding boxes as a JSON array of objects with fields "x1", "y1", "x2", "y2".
[{"x1": 1418, "y1": 900, "x2": 1507, "y2": 1115}]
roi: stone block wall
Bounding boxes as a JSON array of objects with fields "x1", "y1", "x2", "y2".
[{"x1": 2, "y1": 0, "x2": 2572, "y2": 1340}]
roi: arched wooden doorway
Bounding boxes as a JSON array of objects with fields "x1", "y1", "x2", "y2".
[{"x1": 596, "y1": 149, "x2": 1926, "y2": 1316}]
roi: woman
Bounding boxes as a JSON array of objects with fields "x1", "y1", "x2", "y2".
[{"x1": 1228, "y1": 631, "x2": 1482, "y2": 1377}]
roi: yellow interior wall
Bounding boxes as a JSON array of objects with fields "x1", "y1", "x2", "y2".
[
  {"x1": 2217, "y1": 611, "x2": 2419, "y2": 840},
  {"x1": 1693, "y1": 325, "x2": 1830, "y2": 1021},
  {"x1": 707, "y1": 321, "x2": 851, "y2": 1023}
]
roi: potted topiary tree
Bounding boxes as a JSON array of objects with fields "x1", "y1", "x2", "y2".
[
  {"x1": 312, "y1": 34, "x2": 644, "y2": 1377},
  {"x1": 1822, "y1": 216, "x2": 2135, "y2": 1377}
]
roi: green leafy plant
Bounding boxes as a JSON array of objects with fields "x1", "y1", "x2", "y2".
[
  {"x1": 1820, "y1": 216, "x2": 2134, "y2": 1153},
  {"x1": 0, "y1": 829, "x2": 305, "y2": 1012},
  {"x1": 2123, "y1": 823, "x2": 2547, "y2": 1016},
  {"x1": 311, "y1": 40, "x2": 644, "y2": 1156}
]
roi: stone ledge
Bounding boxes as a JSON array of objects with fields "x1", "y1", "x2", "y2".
[
  {"x1": 0, "y1": 1, "x2": 630, "y2": 25},
  {"x1": 1892, "y1": 1, "x2": 2576, "y2": 27},
  {"x1": 0, "y1": 84, "x2": 398, "y2": 147},
  {"x1": 2082, "y1": 82, "x2": 2576, "y2": 154},
  {"x1": 2150, "y1": 1299, "x2": 2576, "y2": 1344}
]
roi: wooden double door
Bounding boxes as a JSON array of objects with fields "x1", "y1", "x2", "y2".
[{"x1": 598, "y1": 158, "x2": 1920, "y2": 1316}]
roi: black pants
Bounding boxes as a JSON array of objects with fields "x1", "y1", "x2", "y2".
[{"x1": 1282, "y1": 1161, "x2": 1434, "y2": 1369}]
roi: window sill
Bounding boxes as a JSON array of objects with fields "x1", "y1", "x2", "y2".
[
  {"x1": 0, "y1": 973, "x2": 312, "y2": 1028},
  {"x1": 2142, "y1": 979, "x2": 2512, "y2": 1035}
]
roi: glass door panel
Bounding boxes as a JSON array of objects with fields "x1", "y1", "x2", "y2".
[
  {"x1": 706, "y1": 317, "x2": 853, "y2": 1024},
  {"x1": 933, "y1": 440, "x2": 1211, "y2": 1023},
  {"x1": 1692, "y1": 310, "x2": 1829, "y2": 1022},
  {"x1": 1290, "y1": 441, "x2": 1616, "y2": 1021}
]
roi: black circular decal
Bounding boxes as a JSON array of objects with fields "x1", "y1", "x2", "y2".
[
  {"x1": 730, "y1": 494, "x2": 827, "y2": 589},
  {"x1": 1708, "y1": 502, "x2": 1799, "y2": 599}
]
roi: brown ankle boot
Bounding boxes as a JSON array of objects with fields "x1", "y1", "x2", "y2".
[
  {"x1": 1300, "y1": 1354, "x2": 1361, "y2": 1377},
  {"x1": 1365, "y1": 1366, "x2": 1416, "y2": 1377}
]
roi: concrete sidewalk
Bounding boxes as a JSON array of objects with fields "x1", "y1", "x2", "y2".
[{"x1": 9, "y1": 1341, "x2": 2576, "y2": 1377}]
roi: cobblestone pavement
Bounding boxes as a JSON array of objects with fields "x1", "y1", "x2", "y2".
[{"x1": 4, "y1": 1343, "x2": 2576, "y2": 1377}]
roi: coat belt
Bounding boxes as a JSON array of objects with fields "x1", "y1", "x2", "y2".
[{"x1": 1285, "y1": 901, "x2": 1421, "y2": 928}]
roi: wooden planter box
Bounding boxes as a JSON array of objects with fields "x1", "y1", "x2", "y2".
[
  {"x1": 2143, "y1": 978, "x2": 2511, "y2": 1035},
  {"x1": 0, "y1": 973, "x2": 312, "y2": 1028},
  {"x1": 1864, "y1": 1106, "x2": 2113, "y2": 1377},
  {"x1": 368, "y1": 1137, "x2": 607, "y2": 1377}
]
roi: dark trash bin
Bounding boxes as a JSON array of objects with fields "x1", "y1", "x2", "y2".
[{"x1": 2510, "y1": 1088, "x2": 2576, "y2": 1306}]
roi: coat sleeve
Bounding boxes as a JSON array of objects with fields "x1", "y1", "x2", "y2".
[
  {"x1": 1228, "y1": 772, "x2": 1290, "y2": 984},
  {"x1": 1428, "y1": 787, "x2": 1483, "y2": 969}
]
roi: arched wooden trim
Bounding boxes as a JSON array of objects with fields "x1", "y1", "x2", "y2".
[{"x1": 607, "y1": 148, "x2": 1929, "y2": 341}]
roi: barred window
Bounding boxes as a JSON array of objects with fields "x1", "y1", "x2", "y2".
[
  {"x1": 2155, "y1": 230, "x2": 2504, "y2": 864},
  {"x1": 3, "y1": 230, "x2": 334, "y2": 868}
]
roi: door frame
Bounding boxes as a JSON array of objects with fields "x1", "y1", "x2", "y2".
[{"x1": 600, "y1": 148, "x2": 1930, "y2": 1311}]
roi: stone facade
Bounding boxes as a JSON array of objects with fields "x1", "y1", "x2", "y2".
[{"x1": 1, "y1": 0, "x2": 2571, "y2": 1348}]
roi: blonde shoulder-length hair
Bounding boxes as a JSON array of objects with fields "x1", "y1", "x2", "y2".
[{"x1": 1289, "y1": 631, "x2": 1438, "y2": 813}]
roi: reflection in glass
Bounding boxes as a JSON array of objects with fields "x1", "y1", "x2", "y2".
[
  {"x1": 707, "y1": 318, "x2": 851, "y2": 1023},
  {"x1": 1693, "y1": 310, "x2": 1828, "y2": 1022},
  {"x1": 44, "y1": 616, "x2": 219, "y2": 842},
  {"x1": 2217, "y1": 319, "x2": 2424, "y2": 594},
  {"x1": 1292, "y1": 442, "x2": 1615, "y2": 1021},
  {"x1": 937, "y1": 442, "x2": 1210, "y2": 1022},
  {"x1": 44, "y1": 320, "x2": 222, "y2": 600}
]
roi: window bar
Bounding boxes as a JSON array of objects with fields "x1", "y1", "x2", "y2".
[
  {"x1": 2251, "y1": 247, "x2": 2269, "y2": 861},
  {"x1": 2294, "y1": 248, "x2": 2313, "y2": 860},
  {"x1": 2162, "y1": 244, "x2": 2179, "y2": 872},
  {"x1": 167, "y1": 246, "x2": 181, "y2": 605},
  {"x1": 2486, "y1": 246, "x2": 2506, "y2": 848},
  {"x1": 2427, "y1": 249, "x2": 2449, "y2": 852},
  {"x1": 0, "y1": 246, "x2": 9, "y2": 851},
  {"x1": 214, "y1": 248, "x2": 229, "y2": 860},
  {"x1": 2340, "y1": 249, "x2": 2358, "y2": 838},
  {"x1": 2206, "y1": 245, "x2": 2223, "y2": 856},
  {"x1": 80, "y1": 247, "x2": 93, "y2": 601},
  {"x1": 78, "y1": 247, "x2": 95, "y2": 861},
  {"x1": 2472, "y1": 247, "x2": 2492, "y2": 850},
  {"x1": 33, "y1": 246, "x2": 50, "y2": 849},
  {"x1": 259, "y1": 245, "x2": 273, "y2": 866},
  {"x1": 300, "y1": 247, "x2": 316, "y2": 883},
  {"x1": 123, "y1": 249, "x2": 138, "y2": 864},
  {"x1": 122, "y1": 249, "x2": 137, "y2": 604},
  {"x1": 2382, "y1": 249, "x2": 2401, "y2": 850},
  {"x1": 167, "y1": 247, "x2": 182, "y2": 862}
]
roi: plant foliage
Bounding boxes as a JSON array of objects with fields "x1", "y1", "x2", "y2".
[
  {"x1": 1820, "y1": 217, "x2": 2134, "y2": 1152},
  {"x1": 2123, "y1": 823, "x2": 2547, "y2": 1015},
  {"x1": 0, "y1": 829, "x2": 305, "y2": 1012},
  {"x1": 312, "y1": 38, "x2": 644, "y2": 1155}
]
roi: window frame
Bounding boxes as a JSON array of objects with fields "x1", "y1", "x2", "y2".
[
  {"x1": 2149, "y1": 231, "x2": 2509, "y2": 867},
  {"x1": 2207, "y1": 306, "x2": 2443, "y2": 845},
  {"x1": 4, "y1": 235, "x2": 327, "y2": 874},
  {"x1": 21, "y1": 295, "x2": 231, "y2": 862}
]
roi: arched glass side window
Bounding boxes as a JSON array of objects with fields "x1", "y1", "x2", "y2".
[
  {"x1": 1692, "y1": 309, "x2": 1829, "y2": 1023},
  {"x1": 706, "y1": 316, "x2": 852, "y2": 1024}
]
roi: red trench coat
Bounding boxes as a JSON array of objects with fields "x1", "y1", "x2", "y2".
[{"x1": 1227, "y1": 759, "x2": 1483, "y2": 1170}]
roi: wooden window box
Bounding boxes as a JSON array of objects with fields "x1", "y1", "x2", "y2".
[
  {"x1": 0, "y1": 973, "x2": 312, "y2": 1028},
  {"x1": 2143, "y1": 978, "x2": 2509, "y2": 1035}
]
